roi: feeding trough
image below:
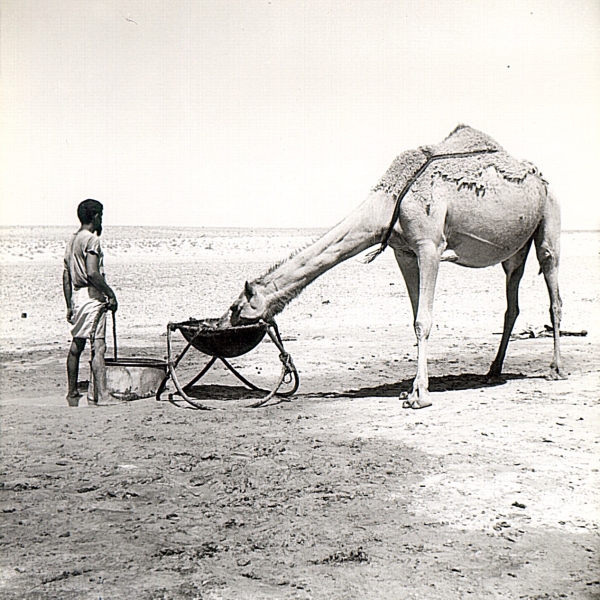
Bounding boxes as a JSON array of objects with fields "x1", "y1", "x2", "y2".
[
  {"x1": 177, "y1": 318, "x2": 268, "y2": 357},
  {"x1": 157, "y1": 318, "x2": 299, "y2": 409}
]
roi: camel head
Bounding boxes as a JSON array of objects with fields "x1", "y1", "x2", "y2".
[{"x1": 220, "y1": 281, "x2": 268, "y2": 327}]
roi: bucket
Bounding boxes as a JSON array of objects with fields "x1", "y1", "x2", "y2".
[
  {"x1": 90, "y1": 310, "x2": 167, "y2": 401},
  {"x1": 105, "y1": 357, "x2": 167, "y2": 401}
]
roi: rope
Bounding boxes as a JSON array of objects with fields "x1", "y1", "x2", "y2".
[
  {"x1": 247, "y1": 345, "x2": 298, "y2": 408},
  {"x1": 366, "y1": 148, "x2": 499, "y2": 262},
  {"x1": 247, "y1": 321, "x2": 299, "y2": 407}
]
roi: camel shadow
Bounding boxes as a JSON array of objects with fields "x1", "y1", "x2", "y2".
[
  {"x1": 308, "y1": 372, "x2": 533, "y2": 399},
  {"x1": 181, "y1": 372, "x2": 535, "y2": 402}
]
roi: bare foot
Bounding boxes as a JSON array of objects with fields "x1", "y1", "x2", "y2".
[
  {"x1": 66, "y1": 393, "x2": 82, "y2": 407},
  {"x1": 87, "y1": 392, "x2": 122, "y2": 406},
  {"x1": 96, "y1": 393, "x2": 123, "y2": 406}
]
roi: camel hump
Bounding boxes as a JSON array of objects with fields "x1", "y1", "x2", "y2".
[
  {"x1": 434, "y1": 124, "x2": 505, "y2": 155},
  {"x1": 372, "y1": 125, "x2": 504, "y2": 197},
  {"x1": 373, "y1": 125, "x2": 541, "y2": 198}
]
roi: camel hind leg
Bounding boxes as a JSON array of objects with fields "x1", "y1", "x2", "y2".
[
  {"x1": 534, "y1": 190, "x2": 567, "y2": 379},
  {"x1": 487, "y1": 239, "x2": 533, "y2": 380}
]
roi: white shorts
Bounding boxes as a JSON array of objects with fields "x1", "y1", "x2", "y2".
[{"x1": 70, "y1": 287, "x2": 106, "y2": 340}]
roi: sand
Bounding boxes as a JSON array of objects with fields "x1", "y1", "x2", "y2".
[{"x1": 0, "y1": 227, "x2": 598, "y2": 599}]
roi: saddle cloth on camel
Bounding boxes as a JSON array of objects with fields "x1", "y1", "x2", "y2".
[
  {"x1": 369, "y1": 125, "x2": 545, "y2": 260},
  {"x1": 374, "y1": 124, "x2": 543, "y2": 198}
]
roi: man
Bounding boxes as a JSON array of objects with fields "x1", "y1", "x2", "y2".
[{"x1": 63, "y1": 199, "x2": 118, "y2": 406}]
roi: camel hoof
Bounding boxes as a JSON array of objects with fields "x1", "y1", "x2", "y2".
[
  {"x1": 485, "y1": 372, "x2": 505, "y2": 385},
  {"x1": 546, "y1": 369, "x2": 568, "y2": 381},
  {"x1": 401, "y1": 395, "x2": 433, "y2": 409},
  {"x1": 402, "y1": 399, "x2": 432, "y2": 410}
]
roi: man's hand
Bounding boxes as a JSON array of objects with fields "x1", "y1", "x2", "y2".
[
  {"x1": 66, "y1": 307, "x2": 74, "y2": 324},
  {"x1": 106, "y1": 295, "x2": 118, "y2": 312}
]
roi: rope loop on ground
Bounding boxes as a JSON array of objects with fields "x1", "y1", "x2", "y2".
[{"x1": 247, "y1": 323, "x2": 299, "y2": 407}]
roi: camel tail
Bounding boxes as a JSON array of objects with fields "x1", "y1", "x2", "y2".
[{"x1": 365, "y1": 245, "x2": 386, "y2": 263}]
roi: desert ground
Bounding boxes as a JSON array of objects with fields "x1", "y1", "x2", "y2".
[{"x1": 0, "y1": 227, "x2": 598, "y2": 599}]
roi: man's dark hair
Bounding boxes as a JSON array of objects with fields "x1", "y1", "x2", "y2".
[{"x1": 77, "y1": 199, "x2": 103, "y2": 224}]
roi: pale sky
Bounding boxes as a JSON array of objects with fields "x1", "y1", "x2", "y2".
[{"x1": 2, "y1": 0, "x2": 599, "y2": 229}]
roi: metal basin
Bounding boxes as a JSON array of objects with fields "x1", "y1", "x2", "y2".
[
  {"x1": 174, "y1": 319, "x2": 268, "y2": 358},
  {"x1": 105, "y1": 357, "x2": 168, "y2": 401}
]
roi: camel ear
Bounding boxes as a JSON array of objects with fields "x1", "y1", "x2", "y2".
[{"x1": 244, "y1": 281, "x2": 254, "y2": 300}]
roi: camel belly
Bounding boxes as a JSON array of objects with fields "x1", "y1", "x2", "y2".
[{"x1": 441, "y1": 170, "x2": 546, "y2": 267}]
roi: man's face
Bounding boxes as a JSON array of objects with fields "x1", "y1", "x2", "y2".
[{"x1": 93, "y1": 212, "x2": 103, "y2": 236}]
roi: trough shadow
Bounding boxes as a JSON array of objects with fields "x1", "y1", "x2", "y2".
[
  {"x1": 184, "y1": 384, "x2": 266, "y2": 401},
  {"x1": 308, "y1": 372, "x2": 534, "y2": 399}
]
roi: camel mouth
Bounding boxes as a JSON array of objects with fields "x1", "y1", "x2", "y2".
[
  {"x1": 217, "y1": 313, "x2": 234, "y2": 329},
  {"x1": 226, "y1": 304, "x2": 262, "y2": 328},
  {"x1": 230, "y1": 314, "x2": 260, "y2": 328}
]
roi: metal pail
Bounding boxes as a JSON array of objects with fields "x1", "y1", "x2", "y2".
[
  {"x1": 89, "y1": 310, "x2": 167, "y2": 401},
  {"x1": 105, "y1": 357, "x2": 167, "y2": 401}
]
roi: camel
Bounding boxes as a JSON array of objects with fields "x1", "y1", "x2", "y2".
[{"x1": 220, "y1": 125, "x2": 566, "y2": 408}]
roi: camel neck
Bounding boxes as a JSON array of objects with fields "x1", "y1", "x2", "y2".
[{"x1": 257, "y1": 192, "x2": 393, "y2": 315}]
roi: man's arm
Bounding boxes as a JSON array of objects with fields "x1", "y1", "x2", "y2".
[
  {"x1": 63, "y1": 267, "x2": 74, "y2": 322},
  {"x1": 86, "y1": 252, "x2": 118, "y2": 311}
]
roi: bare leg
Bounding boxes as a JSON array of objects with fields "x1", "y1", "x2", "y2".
[
  {"x1": 66, "y1": 337, "x2": 86, "y2": 406},
  {"x1": 487, "y1": 239, "x2": 533, "y2": 379},
  {"x1": 395, "y1": 242, "x2": 441, "y2": 408},
  {"x1": 534, "y1": 191, "x2": 566, "y2": 379},
  {"x1": 91, "y1": 338, "x2": 114, "y2": 403}
]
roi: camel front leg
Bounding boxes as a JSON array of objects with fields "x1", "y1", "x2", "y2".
[{"x1": 395, "y1": 242, "x2": 441, "y2": 409}]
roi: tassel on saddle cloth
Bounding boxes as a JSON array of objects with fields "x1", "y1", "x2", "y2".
[{"x1": 367, "y1": 125, "x2": 541, "y2": 262}]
